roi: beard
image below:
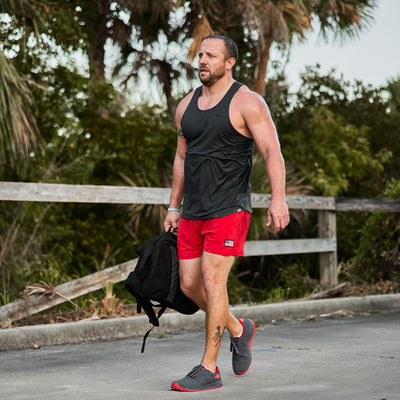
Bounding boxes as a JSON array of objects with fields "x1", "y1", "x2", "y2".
[{"x1": 198, "y1": 65, "x2": 226, "y2": 86}]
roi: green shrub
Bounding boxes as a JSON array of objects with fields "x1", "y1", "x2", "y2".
[{"x1": 342, "y1": 179, "x2": 400, "y2": 284}]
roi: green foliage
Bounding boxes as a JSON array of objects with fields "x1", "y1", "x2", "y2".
[
  {"x1": 43, "y1": 0, "x2": 87, "y2": 52},
  {"x1": 278, "y1": 262, "x2": 317, "y2": 299},
  {"x1": 278, "y1": 66, "x2": 395, "y2": 197},
  {"x1": 279, "y1": 66, "x2": 397, "y2": 197},
  {"x1": 0, "y1": 202, "x2": 72, "y2": 305},
  {"x1": 227, "y1": 261, "x2": 253, "y2": 305},
  {"x1": 342, "y1": 179, "x2": 400, "y2": 284},
  {"x1": 284, "y1": 106, "x2": 381, "y2": 196},
  {"x1": 232, "y1": 254, "x2": 318, "y2": 305}
]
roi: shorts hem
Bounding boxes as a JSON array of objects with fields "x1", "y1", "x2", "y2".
[{"x1": 178, "y1": 250, "x2": 244, "y2": 260}]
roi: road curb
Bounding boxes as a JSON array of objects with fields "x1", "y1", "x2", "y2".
[{"x1": 1, "y1": 294, "x2": 400, "y2": 352}]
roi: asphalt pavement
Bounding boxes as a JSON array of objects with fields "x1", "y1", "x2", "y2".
[{"x1": 1, "y1": 296, "x2": 400, "y2": 400}]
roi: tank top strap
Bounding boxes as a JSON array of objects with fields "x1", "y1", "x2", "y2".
[
  {"x1": 221, "y1": 81, "x2": 243, "y2": 106},
  {"x1": 192, "y1": 85, "x2": 203, "y2": 103}
]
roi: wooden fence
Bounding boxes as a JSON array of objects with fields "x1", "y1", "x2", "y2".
[
  {"x1": 2, "y1": 181, "x2": 400, "y2": 282},
  {"x1": 0, "y1": 181, "x2": 399, "y2": 323}
]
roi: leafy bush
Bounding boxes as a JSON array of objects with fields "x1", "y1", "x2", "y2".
[{"x1": 342, "y1": 179, "x2": 400, "y2": 284}]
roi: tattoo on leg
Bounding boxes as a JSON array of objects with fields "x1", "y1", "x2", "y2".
[{"x1": 212, "y1": 325, "x2": 224, "y2": 347}]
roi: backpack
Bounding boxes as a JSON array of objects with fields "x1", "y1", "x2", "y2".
[{"x1": 125, "y1": 230, "x2": 199, "y2": 352}]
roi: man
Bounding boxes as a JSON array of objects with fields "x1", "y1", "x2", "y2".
[{"x1": 164, "y1": 35, "x2": 289, "y2": 392}]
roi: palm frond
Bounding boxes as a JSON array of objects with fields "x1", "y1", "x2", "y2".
[
  {"x1": 0, "y1": 50, "x2": 41, "y2": 164},
  {"x1": 120, "y1": 171, "x2": 172, "y2": 234},
  {"x1": 22, "y1": 280, "x2": 84, "y2": 312},
  {"x1": 311, "y1": 0, "x2": 376, "y2": 41}
]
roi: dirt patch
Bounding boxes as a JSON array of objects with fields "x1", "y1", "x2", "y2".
[
  {"x1": 339, "y1": 280, "x2": 400, "y2": 297},
  {"x1": 9, "y1": 304, "x2": 143, "y2": 328}
]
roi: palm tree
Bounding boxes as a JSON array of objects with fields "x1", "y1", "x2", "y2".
[
  {"x1": 308, "y1": 0, "x2": 375, "y2": 40},
  {"x1": 235, "y1": 0, "x2": 311, "y2": 95},
  {"x1": 185, "y1": 0, "x2": 376, "y2": 96},
  {"x1": 76, "y1": 0, "x2": 187, "y2": 115},
  {"x1": 112, "y1": 0, "x2": 193, "y2": 116}
]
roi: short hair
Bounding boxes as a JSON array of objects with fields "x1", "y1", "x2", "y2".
[{"x1": 203, "y1": 35, "x2": 238, "y2": 60}]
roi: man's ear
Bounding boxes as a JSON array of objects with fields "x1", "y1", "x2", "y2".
[{"x1": 225, "y1": 57, "x2": 236, "y2": 71}]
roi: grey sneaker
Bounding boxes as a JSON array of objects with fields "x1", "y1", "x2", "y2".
[
  {"x1": 230, "y1": 318, "x2": 255, "y2": 375},
  {"x1": 171, "y1": 365, "x2": 223, "y2": 392}
]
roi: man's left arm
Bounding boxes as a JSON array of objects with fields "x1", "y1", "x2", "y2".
[{"x1": 242, "y1": 93, "x2": 290, "y2": 233}]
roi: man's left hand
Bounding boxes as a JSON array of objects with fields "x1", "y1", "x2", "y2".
[{"x1": 267, "y1": 198, "x2": 290, "y2": 233}]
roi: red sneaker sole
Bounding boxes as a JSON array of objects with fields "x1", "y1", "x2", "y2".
[{"x1": 171, "y1": 382, "x2": 222, "y2": 392}]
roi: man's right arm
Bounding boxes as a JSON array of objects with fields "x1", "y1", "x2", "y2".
[
  {"x1": 164, "y1": 138, "x2": 186, "y2": 232},
  {"x1": 164, "y1": 96, "x2": 190, "y2": 232}
]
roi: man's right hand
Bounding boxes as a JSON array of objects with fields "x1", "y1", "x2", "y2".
[{"x1": 164, "y1": 210, "x2": 180, "y2": 233}]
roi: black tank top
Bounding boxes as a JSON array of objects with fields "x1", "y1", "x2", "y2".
[{"x1": 180, "y1": 81, "x2": 254, "y2": 220}]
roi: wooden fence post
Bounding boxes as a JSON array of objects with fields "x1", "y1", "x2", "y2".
[{"x1": 318, "y1": 210, "x2": 338, "y2": 285}]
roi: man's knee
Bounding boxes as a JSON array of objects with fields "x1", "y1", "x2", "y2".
[
  {"x1": 201, "y1": 253, "x2": 234, "y2": 293},
  {"x1": 180, "y1": 275, "x2": 200, "y2": 300}
]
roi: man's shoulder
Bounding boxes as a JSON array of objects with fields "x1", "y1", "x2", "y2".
[
  {"x1": 234, "y1": 84, "x2": 266, "y2": 111},
  {"x1": 236, "y1": 84, "x2": 263, "y2": 101},
  {"x1": 175, "y1": 89, "x2": 197, "y2": 121},
  {"x1": 179, "y1": 89, "x2": 197, "y2": 106}
]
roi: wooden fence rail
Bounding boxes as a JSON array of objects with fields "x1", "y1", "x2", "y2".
[{"x1": 1, "y1": 181, "x2": 399, "y2": 323}]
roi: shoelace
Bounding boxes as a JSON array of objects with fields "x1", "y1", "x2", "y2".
[
  {"x1": 187, "y1": 365, "x2": 205, "y2": 377},
  {"x1": 230, "y1": 337, "x2": 241, "y2": 357}
]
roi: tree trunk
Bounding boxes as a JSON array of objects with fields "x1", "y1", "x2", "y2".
[
  {"x1": 163, "y1": 80, "x2": 176, "y2": 117},
  {"x1": 251, "y1": 38, "x2": 273, "y2": 96},
  {"x1": 88, "y1": 0, "x2": 109, "y2": 82}
]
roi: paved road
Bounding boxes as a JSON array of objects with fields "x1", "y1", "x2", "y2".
[{"x1": 1, "y1": 311, "x2": 399, "y2": 400}]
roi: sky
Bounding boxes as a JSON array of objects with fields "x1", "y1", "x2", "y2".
[{"x1": 278, "y1": 0, "x2": 400, "y2": 91}]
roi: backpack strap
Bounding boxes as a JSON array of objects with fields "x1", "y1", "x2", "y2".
[
  {"x1": 140, "y1": 305, "x2": 167, "y2": 353},
  {"x1": 137, "y1": 298, "x2": 160, "y2": 327},
  {"x1": 157, "y1": 305, "x2": 167, "y2": 320},
  {"x1": 141, "y1": 326, "x2": 153, "y2": 353}
]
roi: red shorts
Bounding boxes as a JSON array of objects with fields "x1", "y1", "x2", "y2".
[{"x1": 177, "y1": 211, "x2": 251, "y2": 259}]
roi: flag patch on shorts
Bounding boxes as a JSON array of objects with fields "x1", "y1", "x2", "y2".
[{"x1": 224, "y1": 239, "x2": 235, "y2": 248}]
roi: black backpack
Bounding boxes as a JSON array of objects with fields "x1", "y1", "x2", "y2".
[{"x1": 125, "y1": 230, "x2": 199, "y2": 352}]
